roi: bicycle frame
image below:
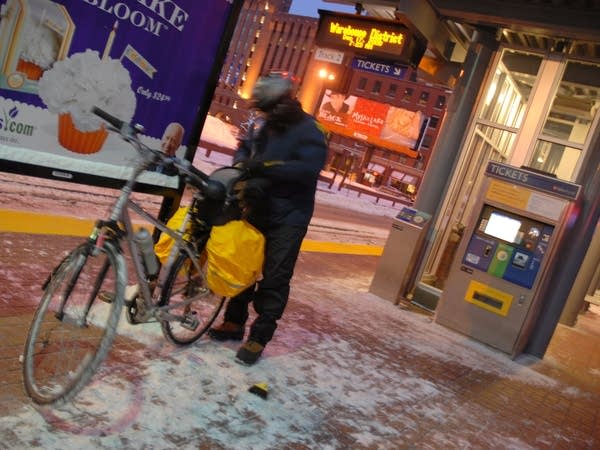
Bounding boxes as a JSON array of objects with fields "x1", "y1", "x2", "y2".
[
  {"x1": 80, "y1": 117, "x2": 211, "y2": 325},
  {"x1": 89, "y1": 167, "x2": 207, "y2": 325},
  {"x1": 126, "y1": 197, "x2": 207, "y2": 324}
]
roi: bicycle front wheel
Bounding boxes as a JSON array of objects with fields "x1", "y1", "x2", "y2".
[
  {"x1": 22, "y1": 241, "x2": 126, "y2": 405},
  {"x1": 159, "y1": 251, "x2": 225, "y2": 346}
]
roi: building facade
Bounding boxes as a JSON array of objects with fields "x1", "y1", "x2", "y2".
[
  {"x1": 209, "y1": 2, "x2": 452, "y2": 203},
  {"x1": 210, "y1": 0, "x2": 318, "y2": 125}
]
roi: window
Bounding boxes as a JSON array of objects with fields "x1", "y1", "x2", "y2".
[
  {"x1": 386, "y1": 83, "x2": 398, "y2": 98},
  {"x1": 357, "y1": 77, "x2": 367, "y2": 91},
  {"x1": 540, "y1": 60, "x2": 600, "y2": 145},
  {"x1": 480, "y1": 51, "x2": 542, "y2": 128},
  {"x1": 425, "y1": 48, "x2": 598, "y2": 291},
  {"x1": 531, "y1": 60, "x2": 600, "y2": 180},
  {"x1": 418, "y1": 91, "x2": 430, "y2": 105},
  {"x1": 402, "y1": 87, "x2": 414, "y2": 101},
  {"x1": 530, "y1": 140, "x2": 580, "y2": 179},
  {"x1": 372, "y1": 80, "x2": 382, "y2": 94},
  {"x1": 435, "y1": 95, "x2": 446, "y2": 109}
]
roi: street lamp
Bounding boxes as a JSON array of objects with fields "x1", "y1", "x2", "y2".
[{"x1": 318, "y1": 68, "x2": 336, "y2": 82}]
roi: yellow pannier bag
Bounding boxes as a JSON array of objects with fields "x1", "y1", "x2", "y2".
[
  {"x1": 206, "y1": 220, "x2": 265, "y2": 297},
  {"x1": 154, "y1": 207, "x2": 265, "y2": 297},
  {"x1": 154, "y1": 206, "x2": 190, "y2": 264}
]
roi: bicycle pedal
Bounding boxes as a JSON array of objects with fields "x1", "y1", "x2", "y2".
[{"x1": 180, "y1": 311, "x2": 199, "y2": 330}]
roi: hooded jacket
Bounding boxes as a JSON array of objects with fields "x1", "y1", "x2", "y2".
[{"x1": 233, "y1": 99, "x2": 328, "y2": 228}]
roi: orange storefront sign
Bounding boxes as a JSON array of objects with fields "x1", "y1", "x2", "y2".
[{"x1": 317, "y1": 90, "x2": 424, "y2": 158}]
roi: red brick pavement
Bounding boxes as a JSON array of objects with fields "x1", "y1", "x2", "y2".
[{"x1": 2, "y1": 231, "x2": 600, "y2": 448}]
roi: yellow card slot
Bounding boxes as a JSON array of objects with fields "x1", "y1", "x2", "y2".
[{"x1": 465, "y1": 280, "x2": 513, "y2": 316}]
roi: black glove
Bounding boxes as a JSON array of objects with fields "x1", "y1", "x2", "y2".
[
  {"x1": 242, "y1": 159, "x2": 265, "y2": 175},
  {"x1": 235, "y1": 177, "x2": 271, "y2": 200}
]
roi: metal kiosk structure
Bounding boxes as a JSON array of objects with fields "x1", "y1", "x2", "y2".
[
  {"x1": 435, "y1": 162, "x2": 581, "y2": 357},
  {"x1": 370, "y1": 206, "x2": 432, "y2": 304}
]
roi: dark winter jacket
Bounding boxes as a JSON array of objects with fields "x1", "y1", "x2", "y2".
[{"x1": 233, "y1": 99, "x2": 328, "y2": 228}]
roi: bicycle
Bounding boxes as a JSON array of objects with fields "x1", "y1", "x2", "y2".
[{"x1": 22, "y1": 107, "x2": 249, "y2": 405}]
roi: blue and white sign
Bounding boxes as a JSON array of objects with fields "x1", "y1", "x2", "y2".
[
  {"x1": 351, "y1": 57, "x2": 406, "y2": 80},
  {"x1": 486, "y1": 162, "x2": 581, "y2": 200}
]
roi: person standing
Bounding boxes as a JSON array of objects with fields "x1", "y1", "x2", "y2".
[{"x1": 208, "y1": 72, "x2": 328, "y2": 365}]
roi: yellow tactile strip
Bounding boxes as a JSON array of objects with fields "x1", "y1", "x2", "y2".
[{"x1": 0, "y1": 210, "x2": 383, "y2": 256}]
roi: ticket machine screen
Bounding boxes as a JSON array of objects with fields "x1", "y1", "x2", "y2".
[
  {"x1": 483, "y1": 212, "x2": 522, "y2": 244},
  {"x1": 462, "y1": 205, "x2": 554, "y2": 288}
]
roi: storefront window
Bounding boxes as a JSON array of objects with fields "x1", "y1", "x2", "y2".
[
  {"x1": 530, "y1": 140, "x2": 581, "y2": 180},
  {"x1": 480, "y1": 50, "x2": 542, "y2": 128},
  {"x1": 531, "y1": 60, "x2": 600, "y2": 180}
]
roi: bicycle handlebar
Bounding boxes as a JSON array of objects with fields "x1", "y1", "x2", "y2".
[
  {"x1": 172, "y1": 158, "x2": 211, "y2": 189},
  {"x1": 92, "y1": 106, "x2": 124, "y2": 130},
  {"x1": 91, "y1": 106, "x2": 216, "y2": 194}
]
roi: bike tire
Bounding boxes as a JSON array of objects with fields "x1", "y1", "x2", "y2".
[
  {"x1": 159, "y1": 251, "x2": 225, "y2": 346},
  {"x1": 22, "y1": 241, "x2": 126, "y2": 405}
]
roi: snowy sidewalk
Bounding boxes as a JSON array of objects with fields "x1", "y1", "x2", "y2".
[
  {"x1": 1, "y1": 232, "x2": 599, "y2": 449},
  {"x1": 1, "y1": 146, "x2": 599, "y2": 448}
]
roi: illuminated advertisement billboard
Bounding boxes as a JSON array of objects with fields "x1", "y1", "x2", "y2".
[
  {"x1": 317, "y1": 89, "x2": 426, "y2": 158},
  {"x1": 316, "y1": 10, "x2": 426, "y2": 66},
  {"x1": 0, "y1": 0, "x2": 241, "y2": 191}
]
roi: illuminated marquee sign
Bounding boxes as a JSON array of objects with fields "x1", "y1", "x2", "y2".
[
  {"x1": 316, "y1": 10, "x2": 426, "y2": 66},
  {"x1": 328, "y1": 21, "x2": 405, "y2": 51}
]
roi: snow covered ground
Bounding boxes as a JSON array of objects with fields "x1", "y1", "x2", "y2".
[{"x1": 2, "y1": 241, "x2": 596, "y2": 449}]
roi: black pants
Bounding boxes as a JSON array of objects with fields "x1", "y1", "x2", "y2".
[{"x1": 223, "y1": 224, "x2": 307, "y2": 346}]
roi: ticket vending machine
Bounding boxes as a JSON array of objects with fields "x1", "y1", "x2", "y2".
[{"x1": 435, "y1": 162, "x2": 581, "y2": 357}]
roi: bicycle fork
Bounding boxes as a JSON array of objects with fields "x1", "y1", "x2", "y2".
[{"x1": 53, "y1": 247, "x2": 108, "y2": 328}]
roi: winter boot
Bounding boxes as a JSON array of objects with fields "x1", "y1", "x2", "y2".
[
  {"x1": 208, "y1": 321, "x2": 245, "y2": 341},
  {"x1": 235, "y1": 340, "x2": 264, "y2": 366}
]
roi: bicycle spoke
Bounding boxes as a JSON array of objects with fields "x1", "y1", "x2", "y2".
[
  {"x1": 159, "y1": 252, "x2": 224, "y2": 345},
  {"x1": 23, "y1": 242, "x2": 125, "y2": 404}
]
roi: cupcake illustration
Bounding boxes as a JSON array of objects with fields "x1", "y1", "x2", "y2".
[
  {"x1": 38, "y1": 49, "x2": 136, "y2": 154},
  {"x1": 17, "y1": 15, "x2": 61, "y2": 80}
]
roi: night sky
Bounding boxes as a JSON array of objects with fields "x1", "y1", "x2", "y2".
[{"x1": 289, "y1": 0, "x2": 355, "y2": 17}]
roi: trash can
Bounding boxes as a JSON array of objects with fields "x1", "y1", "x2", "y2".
[{"x1": 369, "y1": 207, "x2": 431, "y2": 304}]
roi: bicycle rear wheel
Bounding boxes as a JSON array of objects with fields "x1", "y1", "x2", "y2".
[
  {"x1": 22, "y1": 241, "x2": 126, "y2": 404},
  {"x1": 159, "y1": 251, "x2": 225, "y2": 346}
]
